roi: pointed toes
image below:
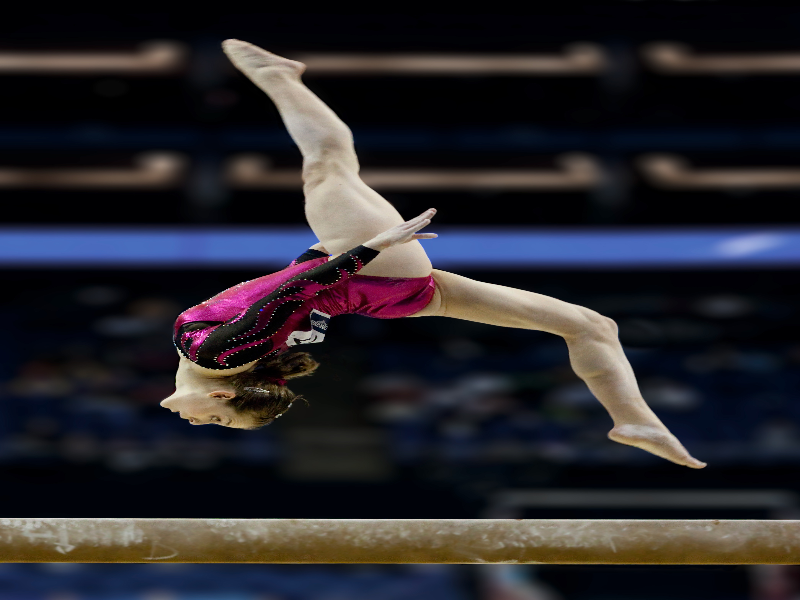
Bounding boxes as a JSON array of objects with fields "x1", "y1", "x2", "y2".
[{"x1": 221, "y1": 39, "x2": 247, "y2": 52}]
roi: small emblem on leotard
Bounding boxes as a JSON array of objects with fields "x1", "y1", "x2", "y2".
[{"x1": 286, "y1": 309, "x2": 332, "y2": 347}]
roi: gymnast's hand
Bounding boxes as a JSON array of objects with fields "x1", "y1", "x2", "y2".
[{"x1": 363, "y1": 209, "x2": 438, "y2": 252}]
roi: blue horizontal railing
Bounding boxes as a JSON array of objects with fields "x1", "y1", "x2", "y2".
[{"x1": 0, "y1": 227, "x2": 798, "y2": 268}]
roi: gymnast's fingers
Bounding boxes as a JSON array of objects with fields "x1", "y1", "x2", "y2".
[
  {"x1": 408, "y1": 212, "x2": 436, "y2": 231},
  {"x1": 405, "y1": 209, "x2": 437, "y2": 227},
  {"x1": 410, "y1": 218, "x2": 431, "y2": 231}
]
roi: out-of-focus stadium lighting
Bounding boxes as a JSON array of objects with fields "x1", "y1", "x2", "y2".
[
  {"x1": 294, "y1": 44, "x2": 607, "y2": 75},
  {"x1": 638, "y1": 153, "x2": 800, "y2": 189},
  {"x1": 642, "y1": 42, "x2": 800, "y2": 74},
  {"x1": 0, "y1": 152, "x2": 187, "y2": 188},
  {"x1": 226, "y1": 153, "x2": 602, "y2": 190},
  {"x1": 0, "y1": 41, "x2": 188, "y2": 74}
]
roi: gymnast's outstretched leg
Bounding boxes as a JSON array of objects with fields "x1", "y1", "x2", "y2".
[
  {"x1": 222, "y1": 39, "x2": 432, "y2": 278},
  {"x1": 411, "y1": 269, "x2": 706, "y2": 469}
]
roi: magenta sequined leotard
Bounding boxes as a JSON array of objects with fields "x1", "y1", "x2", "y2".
[{"x1": 173, "y1": 244, "x2": 436, "y2": 370}]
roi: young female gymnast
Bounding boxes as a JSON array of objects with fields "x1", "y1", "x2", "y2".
[{"x1": 161, "y1": 39, "x2": 706, "y2": 469}]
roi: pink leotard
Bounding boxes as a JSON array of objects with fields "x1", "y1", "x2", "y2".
[{"x1": 173, "y1": 245, "x2": 436, "y2": 370}]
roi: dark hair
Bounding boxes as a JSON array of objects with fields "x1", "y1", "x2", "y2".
[{"x1": 225, "y1": 351, "x2": 320, "y2": 429}]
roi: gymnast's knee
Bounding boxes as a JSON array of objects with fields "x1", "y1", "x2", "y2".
[
  {"x1": 302, "y1": 150, "x2": 360, "y2": 190},
  {"x1": 577, "y1": 309, "x2": 618, "y2": 340}
]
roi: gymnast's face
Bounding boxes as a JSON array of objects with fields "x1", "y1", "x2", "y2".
[{"x1": 160, "y1": 392, "x2": 255, "y2": 429}]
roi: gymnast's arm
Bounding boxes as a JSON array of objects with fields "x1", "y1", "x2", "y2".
[
  {"x1": 192, "y1": 244, "x2": 380, "y2": 368},
  {"x1": 291, "y1": 243, "x2": 329, "y2": 266}
]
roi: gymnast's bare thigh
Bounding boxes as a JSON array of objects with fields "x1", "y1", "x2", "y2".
[
  {"x1": 303, "y1": 164, "x2": 433, "y2": 279},
  {"x1": 405, "y1": 269, "x2": 446, "y2": 318}
]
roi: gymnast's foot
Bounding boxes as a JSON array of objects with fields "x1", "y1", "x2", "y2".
[
  {"x1": 222, "y1": 39, "x2": 306, "y2": 79},
  {"x1": 608, "y1": 423, "x2": 707, "y2": 469}
]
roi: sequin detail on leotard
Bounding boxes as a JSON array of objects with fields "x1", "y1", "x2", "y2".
[{"x1": 173, "y1": 245, "x2": 379, "y2": 369}]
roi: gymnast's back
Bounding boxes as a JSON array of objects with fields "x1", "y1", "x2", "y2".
[{"x1": 173, "y1": 246, "x2": 379, "y2": 370}]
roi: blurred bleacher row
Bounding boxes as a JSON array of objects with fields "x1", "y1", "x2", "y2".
[
  {"x1": 6, "y1": 151, "x2": 800, "y2": 193},
  {"x1": 7, "y1": 40, "x2": 800, "y2": 76},
  {"x1": 0, "y1": 269, "x2": 797, "y2": 479}
]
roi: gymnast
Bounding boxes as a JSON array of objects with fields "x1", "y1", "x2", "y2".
[{"x1": 161, "y1": 39, "x2": 705, "y2": 469}]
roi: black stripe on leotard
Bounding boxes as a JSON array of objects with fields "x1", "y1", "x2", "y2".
[
  {"x1": 186, "y1": 245, "x2": 379, "y2": 369},
  {"x1": 293, "y1": 248, "x2": 329, "y2": 264}
]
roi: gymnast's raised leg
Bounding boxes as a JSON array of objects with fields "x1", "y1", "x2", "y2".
[{"x1": 222, "y1": 39, "x2": 432, "y2": 279}]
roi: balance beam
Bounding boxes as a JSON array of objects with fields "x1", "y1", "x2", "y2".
[{"x1": 0, "y1": 519, "x2": 797, "y2": 564}]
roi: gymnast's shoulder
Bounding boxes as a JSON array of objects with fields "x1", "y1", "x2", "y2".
[{"x1": 176, "y1": 349, "x2": 258, "y2": 376}]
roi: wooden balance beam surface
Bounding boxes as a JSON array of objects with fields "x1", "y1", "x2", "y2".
[{"x1": 0, "y1": 519, "x2": 797, "y2": 564}]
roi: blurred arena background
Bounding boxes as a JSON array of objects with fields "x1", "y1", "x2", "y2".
[{"x1": 2, "y1": 6, "x2": 800, "y2": 600}]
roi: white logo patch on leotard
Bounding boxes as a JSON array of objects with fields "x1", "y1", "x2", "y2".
[{"x1": 286, "y1": 309, "x2": 331, "y2": 346}]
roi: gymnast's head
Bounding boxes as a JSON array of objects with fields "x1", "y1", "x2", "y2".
[{"x1": 161, "y1": 352, "x2": 320, "y2": 429}]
